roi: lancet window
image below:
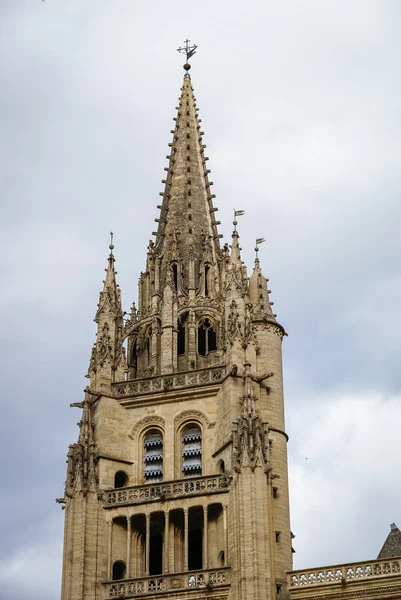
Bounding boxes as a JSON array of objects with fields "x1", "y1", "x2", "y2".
[
  {"x1": 181, "y1": 424, "x2": 202, "y2": 477},
  {"x1": 143, "y1": 430, "x2": 163, "y2": 483},
  {"x1": 177, "y1": 312, "x2": 188, "y2": 355},
  {"x1": 197, "y1": 318, "x2": 217, "y2": 356},
  {"x1": 172, "y1": 263, "x2": 178, "y2": 291}
]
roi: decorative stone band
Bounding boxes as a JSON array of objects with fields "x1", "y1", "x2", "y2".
[
  {"x1": 103, "y1": 474, "x2": 230, "y2": 508},
  {"x1": 105, "y1": 567, "x2": 231, "y2": 598},
  {"x1": 112, "y1": 366, "x2": 225, "y2": 398},
  {"x1": 289, "y1": 557, "x2": 401, "y2": 590}
]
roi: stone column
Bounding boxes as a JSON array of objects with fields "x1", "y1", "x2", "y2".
[
  {"x1": 145, "y1": 514, "x2": 151, "y2": 576},
  {"x1": 203, "y1": 505, "x2": 208, "y2": 569},
  {"x1": 164, "y1": 510, "x2": 170, "y2": 573},
  {"x1": 184, "y1": 508, "x2": 189, "y2": 572},
  {"x1": 126, "y1": 516, "x2": 131, "y2": 578},
  {"x1": 107, "y1": 520, "x2": 113, "y2": 579},
  {"x1": 223, "y1": 504, "x2": 228, "y2": 567}
]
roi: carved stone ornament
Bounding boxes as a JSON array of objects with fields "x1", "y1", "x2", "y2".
[
  {"x1": 65, "y1": 389, "x2": 98, "y2": 497},
  {"x1": 129, "y1": 415, "x2": 165, "y2": 440},
  {"x1": 232, "y1": 366, "x2": 270, "y2": 473},
  {"x1": 174, "y1": 409, "x2": 210, "y2": 430},
  {"x1": 227, "y1": 300, "x2": 240, "y2": 345}
]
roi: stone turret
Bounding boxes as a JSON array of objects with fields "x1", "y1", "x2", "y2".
[{"x1": 87, "y1": 244, "x2": 127, "y2": 390}]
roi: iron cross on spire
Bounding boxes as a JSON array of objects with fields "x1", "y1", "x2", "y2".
[{"x1": 177, "y1": 39, "x2": 197, "y2": 68}]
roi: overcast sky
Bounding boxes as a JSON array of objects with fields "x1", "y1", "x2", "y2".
[{"x1": 1, "y1": 1, "x2": 401, "y2": 598}]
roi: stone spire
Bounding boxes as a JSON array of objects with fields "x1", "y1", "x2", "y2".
[
  {"x1": 127, "y1": 73, "x2": 226, "y2": 376},
  {"x1": 377, "y1": 523, "x2": 401, "y2": 559},
  {"x1": 87, "y1": 241, "x2": 127, "y2": 389},
  {"x1": 249, "y1": 256, "x2": 279, "y2": 325},
  {"x1": 153, "y1": 73, "x2": 223, "y2": 296}
]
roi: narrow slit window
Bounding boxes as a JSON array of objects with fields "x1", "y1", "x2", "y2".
[
  {"x1": 272, "y1": 487, "x2": 278, "y2": 499},
  {"x1": 172, "y1": 263, "x2": 178, "y2": 291},
  {"x1": 204, "y1": 264, "x2": 210, "y2": 297}
]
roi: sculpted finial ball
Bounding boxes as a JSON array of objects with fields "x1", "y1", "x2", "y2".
[{"x1": 183, "y1": 63, "x2": 191, "y2": 71}]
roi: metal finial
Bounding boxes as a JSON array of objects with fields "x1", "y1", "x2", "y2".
[
  {"x1": 255, "y1": 237, "x2": 266, "y2": 257},
  {"x1": 109, "y1": 231, "x2": 114, "y2": 254},
  {"x1": 177, "y1": 39, "x2": 197, "y2": 70},
  {"x1": 233, "y1": 209, "x2": 245, "y2": 232}
]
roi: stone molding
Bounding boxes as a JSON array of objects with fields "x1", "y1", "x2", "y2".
[
  {"x1": 289, "y1": 557, "x2": 401, "y2": 592},
  {"x1": 129, "y1": 415, "x2": 165, "y2": 440},
  {"x1": 103, "y1": 474, "x2": 230, "y2": 508},
  {"x1": 105, "y1": 567, "x2": 230, "y2": 598},
  {"x1": 113, "y1": 366, "x2": 225, "y2": 398},
  {"x1": 174, "y1": 409, "x2": 211, "y2": 430}
]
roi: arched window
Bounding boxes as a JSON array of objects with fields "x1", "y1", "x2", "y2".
[
  {"x1": 143, "y1": 430, "x2": 163, "y2": 483},
  {"x1": 112, "y1": 560, "x2": 126, "y2": 580},
  {"x1": 217, "y1": 459, "x2": 225, "y2": 474},
  {"x1": 114, "y1": 471, "x2": 128, "y2": 488},
  {"x1": 182, "y1": 424, "x2": 202, "y2": 478},
  {"x1": 177, "y1": 312, "x2": 188, "y2": 356},
  {"x1": 198, "y1": 318, "x2": 217, "y2": 356}
]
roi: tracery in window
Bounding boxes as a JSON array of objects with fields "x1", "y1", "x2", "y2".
[
  {"x1": 197, "y1": 318, "x2": 217, "y2": 356},
  {"x1": 182, "y1": 424, "x2": 202, "y2": 478},
  {"x1": 143, "y1": 430, "x2": 163, "y2": 483}
]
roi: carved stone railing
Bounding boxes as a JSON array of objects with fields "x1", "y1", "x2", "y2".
[
  {"x1": 104, "y1": 474, "x2": 230, "y2": 508},
  {"x1": 289, "y1": 557, "x2": 401, "y2": 591},
  {"x1": 105, "y1": 567, "x2": 231, "y2": 598},
  {"x1": 112, "y1": 366, "x2": 225, "y2": 398}
]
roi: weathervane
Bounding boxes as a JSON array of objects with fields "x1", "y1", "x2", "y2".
[
  {"x1": 109, "y1": 232, "x2": 114, "y2": 255},
  {"x1": 255, "y1": 237, "x2": 266, "y2": 257},
  {"x1": 177, "y1": 39, "x2": 197, "y2": 71},
  {"x1": 233, "y1": 209, "x2": 245, "y2": 232}
]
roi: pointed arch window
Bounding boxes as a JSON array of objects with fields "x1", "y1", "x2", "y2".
[
  {"x1": 146, "y1": 328, "x2": 152, "y2": 365},
  {"x1": 177, "y1": 312, "x2": 188, "y2": 356},
  {"x1": 143, "y1": 430, "x2": 163, "y2": 483},
  {"x1": 198, "y1": 318, "x2": 217, "y2": 356},
  {"x1": 182, "y1": 425, "x2": 202, "y2": 477}
]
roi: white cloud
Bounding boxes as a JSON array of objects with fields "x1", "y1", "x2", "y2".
[{"x1": 288, "y1": 392, "x2": 401, "y2": 568}]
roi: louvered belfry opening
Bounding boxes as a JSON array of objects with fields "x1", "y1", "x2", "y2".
[
  {"x1": 143, "y1": 431, "x2": 163, "y2": 483},
  {"x1": 182, "y1": 425, "x2": 202, "y2": 477}
]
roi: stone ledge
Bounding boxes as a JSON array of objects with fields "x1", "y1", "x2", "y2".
[
  {"x1": 112, "y1": 366, "x2": 226, "y2": 398},
  {"x1": 104, "y1": 567, "x2": 231, "y2": 598},
  {"x1": 103, "y1": 475, "x2": 230, "y2": 508}
]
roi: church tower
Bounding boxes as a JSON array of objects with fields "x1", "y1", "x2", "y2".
[{"x1": 60, "y1": 55, "x2": 292, "y2": 600}]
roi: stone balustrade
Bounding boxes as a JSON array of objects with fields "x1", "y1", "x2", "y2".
[
  {"x1": 104, "y1": 474, "x2": 230, "y2": 508},
  {"x1": 289, "y1": 557, "x2": 401, "y2": 590},
  {"x1": 105, "y1": 567, "x2": 230, "y2": 598},
  {"x1": 112, "y1": 366, "x2": 225, "y2": 398}
]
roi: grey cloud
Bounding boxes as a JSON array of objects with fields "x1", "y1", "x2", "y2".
[{"x1": 1, "y1": 1, "x2": 400, "y2": 597}]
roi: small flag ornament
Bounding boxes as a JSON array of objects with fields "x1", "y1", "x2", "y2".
[
  {"x1": 255, "y1": 237, "x2": 266, "y2": 256},
  {"x1": 233, "y1": 209, "x2": 245, "y2": 231}
]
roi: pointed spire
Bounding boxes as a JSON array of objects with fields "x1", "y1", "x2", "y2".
[
  {"x1": 87, "y1": 237, "x2": 127, "y2": 389},
  {"x1": 377, "y1": 523, "x2": 401, "y2": 559},
  {"x1": 153, "y1": 73, "x2": 222, "y2": 293}
]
